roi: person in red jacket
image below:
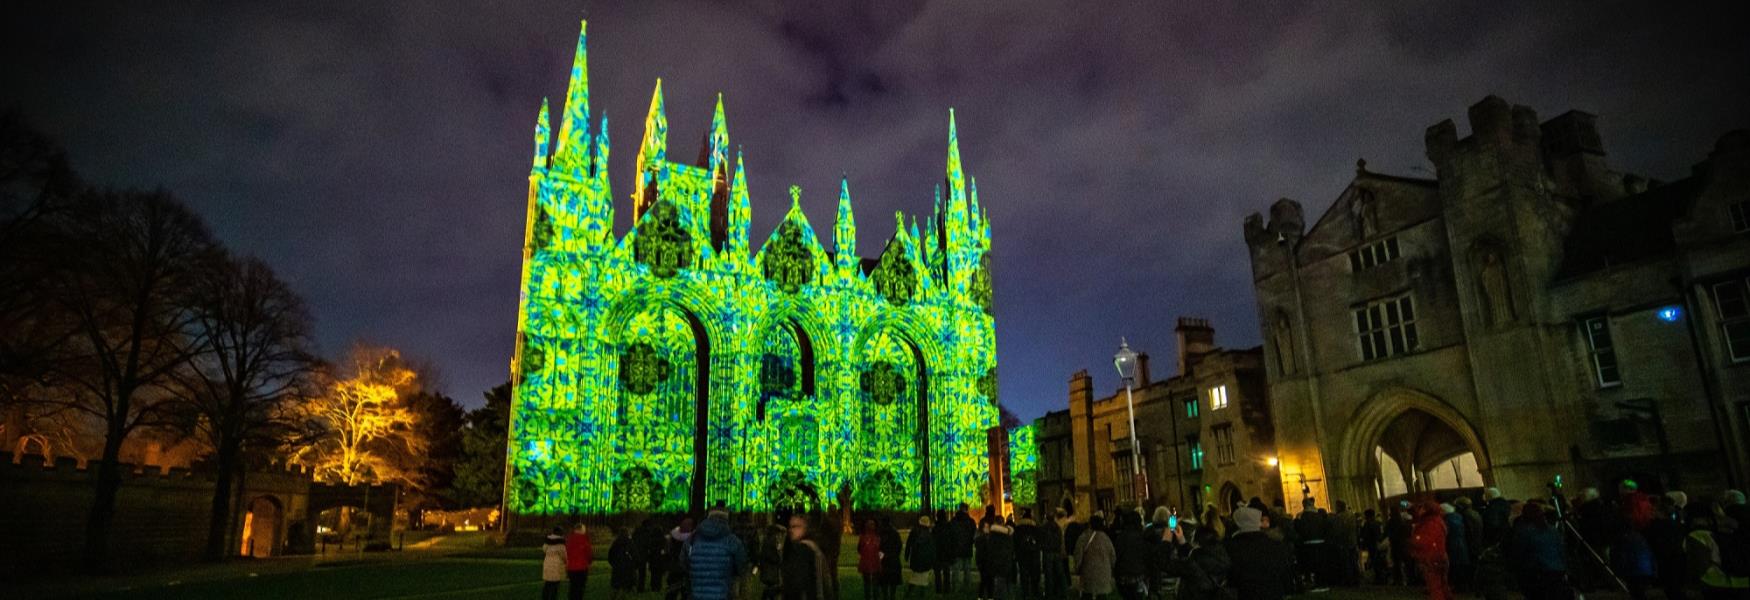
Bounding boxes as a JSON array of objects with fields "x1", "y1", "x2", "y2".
[
  {"x1": 858, "y1": 519, "x2": 883, "y2": 600},
  {"x1": 567, "y1": 523, "x2": 594, "y2": 600},
  {"x1": 1410, "y1": 501, "x2": 1452, "y2": 600}
]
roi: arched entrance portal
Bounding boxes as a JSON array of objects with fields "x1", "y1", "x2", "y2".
[
  {"x1": 240, "y1": 495, "x2": 282, "y2": 557},
  {"x1": 1338, "y1": 387, "x2": 1491, "y2": 506},
  {"x1": 1219, "y1": 482, "x2": 1244, "y2": 512},
  {"x1": 856, "y1": 327, "x2": 930, "y2": 511},
  {"x1": 1372, "y1": 409, "x2": 1484, "y2": 497},
  {"x1": 615, "y1": 302, "x2": 710, "y2": 512}
]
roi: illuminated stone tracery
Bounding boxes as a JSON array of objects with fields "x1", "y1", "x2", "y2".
[{"x1": 507, "y1": 21, "x2": 999, "y2": 515}]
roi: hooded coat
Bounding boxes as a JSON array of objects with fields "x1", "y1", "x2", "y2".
[
  {"x1": 688, "y1": 516, "x2": 749, "y2": 600},
  {"x1": 1411, "y1": 508, "x2": 1449, "y2": 563},
  {"x1": 543, "y1": 534, "x2": 569, "y2": 582},
  {"x1": 979, "y1": 523, "x2": 1017, "y2": 579}
]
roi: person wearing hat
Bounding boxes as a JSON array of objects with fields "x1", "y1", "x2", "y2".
[{"x1": 1226, "y1": 507, "x2": 1293, "y2": 600}]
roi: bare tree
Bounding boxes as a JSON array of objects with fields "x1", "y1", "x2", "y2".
[
  {"x1": 170, "y1": 254, "x2": 317, "y2": 560},
  {"x1": 35, "y1": 188, "x2": 219, "y2": 565},
  {"x1": 0, "y1": 112, "x2": 81, "y2": 424}
]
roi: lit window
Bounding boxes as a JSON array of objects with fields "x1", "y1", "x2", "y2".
[
  {"x1": 1731, "y1": 202, "x2": 1750, "y2": 233},
  {"x1": 1212, "y1": 425, "x2": 1235, "y2": 466},
  {"x1": 1188, "y1": 436, "x2": 1204, "y2": 471},
  {"x1": 1348, "y1": 237, "x2": 1401, "y2": 272},
  {"x1": 1208, "y1": 385, "x2": 1229, "y2": 411},
  {"x1": 1713, "y1": 281, "x2": 1750, "y2": 362},
  {"x1": 1581, "y1": 317, "x2": 1621, "y2": 387},
  {"x1": 1355, "y1": 294, "x2": 1419, "y2": 360},
  {"x1": 1184, "y1": 396, "x2": 1199, "y2": 418}
]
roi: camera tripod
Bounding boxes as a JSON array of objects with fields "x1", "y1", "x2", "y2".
[{"x1": 1548, "y1": 488, "x2": 1629, "y2": 594}]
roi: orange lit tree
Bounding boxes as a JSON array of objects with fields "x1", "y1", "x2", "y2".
[{"x1": 295, "y1": 345, "x2": 422, "y2": 486}]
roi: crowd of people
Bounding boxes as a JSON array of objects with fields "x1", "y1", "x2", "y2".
[{"x1": 531, "y1": 486, "x2": 1749, "y2": 600}]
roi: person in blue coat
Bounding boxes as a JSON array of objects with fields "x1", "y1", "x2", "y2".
[
  {"x1": 690, "y1": 509, "x2": 751, "y2": 600},
  {"x1": 1442, "y1": 503, "x2": 1472, "y2": 592}
]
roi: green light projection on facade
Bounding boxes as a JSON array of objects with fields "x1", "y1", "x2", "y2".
[
  {"x1": 507, "y1": 21, "x2": 999, "y2": 515},
  {"x1": 1007, "y1": 424, "x2": 1038, "y2": 507}
]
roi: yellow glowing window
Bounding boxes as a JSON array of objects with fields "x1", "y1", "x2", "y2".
[{"x1": 1208, "y1": 385, "x2": 1229, "y2": 410}]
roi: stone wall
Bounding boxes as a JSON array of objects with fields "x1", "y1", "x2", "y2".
[{"x1": 0, "y1": 452, "x2": 313, "y2": 579}]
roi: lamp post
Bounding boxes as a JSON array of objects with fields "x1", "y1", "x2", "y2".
[{"x1": 1114, "y1": 338, "x2": 1149, "y2": 505}]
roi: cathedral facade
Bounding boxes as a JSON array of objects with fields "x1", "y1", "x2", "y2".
[{"x1": 505, "y1": 22, "x2": 999, "y2": 517}]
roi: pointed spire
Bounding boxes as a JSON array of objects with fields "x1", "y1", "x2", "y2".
[
  {"x1": 728, "y1": 150, "x2": 751, "y2": 259},
  {"x1": 946, "y1": 109, "x2": 966, "y2": 199},
  {"x1": 834, "y1": 176, "x2": 856, "y2": 262},
  {"x1": 633, "y1": 80, "x2": 669, "y2": 220},
  {"x1": 969, "y1": 175, "x2": 981, "y2": 232},
  {"x1": 554, "y1": 20, "x2": 591, "y2": 171},
  {"x1": 708, "y1": 94, "x2": 730, "y2": 174},
  {"x1": 789, "y1": 185, "x2": 803, "y2": 212},
  {"x1": 944, "y1": 110, "x2": 968, "y2": 253},
  {"x1": 638, "y1": 79, "x2": 668, "y2": 166},
  {"x1": 970, "y1": 175, "x2": 981, "y2": 215},
  {"x1": 532, "y1": 98, "x2": 551, "y2": 169}
]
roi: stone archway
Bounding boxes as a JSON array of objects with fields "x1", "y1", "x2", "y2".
[
  {"x1": 240, "y1": 495, "x2": 282, "y2": 557},
  {"x1": 1219, "y1": 482, "x2": 1244, "y2": 512},
  {"x1": 1337, "y1": 387, "x2": 1491, "y2": 505}
]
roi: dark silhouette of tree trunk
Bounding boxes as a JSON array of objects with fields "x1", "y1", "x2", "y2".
[
  {"x1": 171, "y1": 256, "x2": 316, "y2": 560},
  {"x1": 34, "y1": 189, "x2": 218, "y2": 568}
]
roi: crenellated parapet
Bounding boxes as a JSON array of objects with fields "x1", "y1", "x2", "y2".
[{"x1": 506, "y1": 21, "x2": 999, "y2": 516}]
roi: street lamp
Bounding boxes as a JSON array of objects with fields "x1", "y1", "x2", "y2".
[{"x1": 1114, "y1": 338, "x2": 1149, "y2": 504}]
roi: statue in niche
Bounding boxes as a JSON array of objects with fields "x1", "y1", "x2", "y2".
[
  {"x1": 1479, "y1": 249, "x2": 1515, "y2": 325},
  {"x1": 1349, "y1": 189, "x2": 1378, "y2": 239},
  {"x1": 1272, "y1": 311, "x2": 1296, "y2": 375}
]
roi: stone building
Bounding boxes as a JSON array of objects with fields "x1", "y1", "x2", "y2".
[
  {"x1": 1060, "y1": 318, "x2": 1277, "y2": 518},
  {"x1": 1031, "y1": 408, "x2": 1075, "y2": 517},
  {"x1": 1243, "y1": 96, "x2": 1750, "y2": 511}
]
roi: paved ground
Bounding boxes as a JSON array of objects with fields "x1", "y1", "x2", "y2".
[{"x1": 6, "y1": 532, "x2": 1639, "y2": 599}]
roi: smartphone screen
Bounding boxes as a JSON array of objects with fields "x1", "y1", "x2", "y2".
[{"x1": 1168, "y1": 515, "x2": 1177, "y2": 528}]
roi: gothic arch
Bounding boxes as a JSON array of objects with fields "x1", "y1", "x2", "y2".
[
  {"x1": 754, "y1": 318, "x2": 817, "y2": 420},
  {"x1": 852, "y1": 322, "x2": 933, "y2": 511},
  {"x1": 1337, "y1": 386, "x2": 1492, "y2": 500},
  {"x1": 600, "y1": 294, "x2": 715, "y2": 512}
]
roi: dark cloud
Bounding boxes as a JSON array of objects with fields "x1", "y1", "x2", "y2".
[{"x1": 4, "y1": 0, "x2": 1747, "y2": 414}]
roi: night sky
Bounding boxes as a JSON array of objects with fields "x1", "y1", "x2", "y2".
[{"x1": 5, "y1": 2, "x2": 1747, "y2": 417}]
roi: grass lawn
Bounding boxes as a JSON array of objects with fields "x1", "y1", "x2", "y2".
[
  {"x1": 38, "y1": 557, "x2": 919, "y2": 600},
  {"x1": 84, "y1": 559, "x2": 539, "y2": 600},
  {"x1": 9, "y1": 532, "x2": 1466, "y2": 599}
]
